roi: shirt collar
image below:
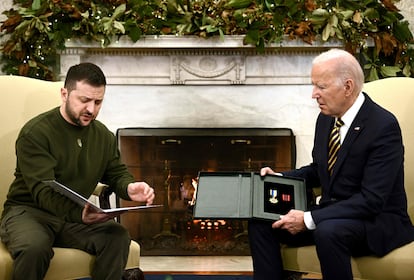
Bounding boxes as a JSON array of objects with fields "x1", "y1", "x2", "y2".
[{"x1": 340, "y1": 92, "x2": 365, "y2": 127}]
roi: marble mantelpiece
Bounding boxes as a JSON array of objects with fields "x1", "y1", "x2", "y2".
[
  {"x1": 59, "y1": 36, "x2": 344, "y2": 167},
  {"x1": 60, "y1": 35, "x2": 344, "y2": 85}
]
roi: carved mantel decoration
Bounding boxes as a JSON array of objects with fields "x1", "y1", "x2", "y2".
[
  {"x1": 60, "y1": 35, "x2": 344, "y2": 86},
  {"x1": 171, "y1": 54, "x2": 245, "y2": 85}
]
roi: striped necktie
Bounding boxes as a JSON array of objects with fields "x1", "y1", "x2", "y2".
[{"x1": 328, "y1": 118, "x2": 344, "y2": 174}]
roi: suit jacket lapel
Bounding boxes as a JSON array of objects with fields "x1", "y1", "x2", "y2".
[
  {"x1": 329, "y1": 94, "x2": 371, "y2": 181},
  {"x1": 330, "y1": 122, "x2": 365, "y2": 180}
]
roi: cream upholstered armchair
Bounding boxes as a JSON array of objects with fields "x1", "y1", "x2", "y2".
[
  {"x1": 281, "y1": 77, "x2": 414, "y2": 279},
  {"x1": 0, "y1": 75, "x2": 141, "y2": 279}
]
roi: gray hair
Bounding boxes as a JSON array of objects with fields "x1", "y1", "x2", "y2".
[{"x1": 313, "y1": 49, "x2": 364, "y2": 93}]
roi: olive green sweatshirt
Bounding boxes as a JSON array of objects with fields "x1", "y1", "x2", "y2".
[{"x1": 2, "y1": 107, "x2": 135, "y2": 223}]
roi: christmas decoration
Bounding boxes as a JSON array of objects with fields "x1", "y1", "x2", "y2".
[{"x1": 1, "y1": 0, "x2": 413, "y2": 81}]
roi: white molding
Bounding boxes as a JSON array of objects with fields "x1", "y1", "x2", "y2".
[
  {"x1": 64, "y1": 35, "x2": 345, "y2": 49},
  {"x1": 60, "y1": 35, "x2": 345, "y2": 85}
]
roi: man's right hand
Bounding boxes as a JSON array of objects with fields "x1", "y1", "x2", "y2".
[
  {"x1": 260, "y1": 166, "x2": 278, "y2": 176},
  {"x1": 81, "y1": 203, "x2": 117, "y2": 224}
]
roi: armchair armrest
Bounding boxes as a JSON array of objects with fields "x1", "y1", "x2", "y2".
[{"x1": 93, "y1": 183, "x2": 115, "y2": 210}]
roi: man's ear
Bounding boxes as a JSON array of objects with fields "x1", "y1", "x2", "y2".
[
  {"x1": 60, "y1": 87, "x2": 68, "y2": 101},
  {"x1": 344, "y1": 79, "x2": 354, "y2": 97}
]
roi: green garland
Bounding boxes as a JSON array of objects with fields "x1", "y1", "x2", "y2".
[{"x1": 1, "y1": 0, "x2": 413, "y2": 81}]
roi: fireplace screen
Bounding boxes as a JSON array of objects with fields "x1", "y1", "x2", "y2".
[{"x1": 116, "y1": 128, "x2": 295, "y2": 255}]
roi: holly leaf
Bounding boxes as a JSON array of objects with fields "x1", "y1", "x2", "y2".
[
  {"x1": 380, "y1": 66, "x2": 401, "y2": 77},
  {"x1": 310, "y1": 8, "x2": 329, "y2": 27},
  {"x1": 403, "y1": 63, "x2": 411, "y2": 77},
  {"x1": 113, "y1": 21, "x2": 125, "y2": 34},
  {"x1": 367, "y1": 67, "x2": 379, "y2": 81},
  {"x1": 127, "y1": 26, "x2": 142, "y2": 42},
  {"x1": 393, "y1": 21, "x2": 413, "y2": 42},
  {"x1": 113, "y1": 4, "x2": 127, "y2": 19},
  {"x1": 32, "y1": 0, "x2": 41, "y2": 10},
  {"x1": 322, "y1": 23, "x2": 333, "y2": 41}
]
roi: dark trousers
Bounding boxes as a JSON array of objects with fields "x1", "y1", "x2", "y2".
[
  {"x1": 0, "y1": 205, "x2": 131, "y2": 280},
  {"x1": 248, "y1": 218, "x2": 371, "y2": 280}
]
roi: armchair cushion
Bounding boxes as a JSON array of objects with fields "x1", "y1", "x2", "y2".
[
  {"x1": 0, "y1": 241, "x2": 141, "y2": 280},
  {"x1": 282, "y1": 242, "x2": 414, "y2": 279}
]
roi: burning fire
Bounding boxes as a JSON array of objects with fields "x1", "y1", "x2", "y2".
[
  {"x1": 185, "y1": 177, "x2": 198, "y2": 206},
  {"x1": 191, "y1": 219, "x2": 227, "y2": 230}
]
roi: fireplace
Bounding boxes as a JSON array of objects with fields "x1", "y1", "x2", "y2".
[{"x1": 116, "y1": 127, "x2": 295, "y2": 255}]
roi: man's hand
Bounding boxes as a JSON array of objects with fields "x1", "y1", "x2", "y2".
[
  {"x1": 272, "y1": 209, "x2": 307, "y2": 235},
  {"x1": 127, "y1": 182, "x2": 155, "y2": 205},
  {"x1": 82, "y1": 203, "x2": 118, "y2": 224},
  {"x1": 260, "y1": 167, "x2": 282, "y2": 176},
  {"x1": 260, "y1": 167, "x2": 276, "y2": 176}
]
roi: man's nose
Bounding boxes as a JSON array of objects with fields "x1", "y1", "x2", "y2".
[
  {"x1": 86, "y1": 101, "x2": 96, "y2": 113},
  {"x1": 311, "y1": 86, "x2": 319, "y2": 99}
]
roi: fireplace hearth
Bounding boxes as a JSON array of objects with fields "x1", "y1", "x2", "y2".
[{"x1": 116, "y1": 128, "x2": 295, "y2": 255}]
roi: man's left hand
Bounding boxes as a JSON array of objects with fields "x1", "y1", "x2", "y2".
[
  {"x1": 127, "y1": 182, "x2": 155, "y2": 205},
  {"x1": 272, "y1": 209, "x2": 306, "y2": 235}
]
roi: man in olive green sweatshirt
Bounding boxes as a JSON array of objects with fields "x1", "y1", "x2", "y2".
[{"x1": 0, "y1": 63, "x2": 155, "y2": 280}]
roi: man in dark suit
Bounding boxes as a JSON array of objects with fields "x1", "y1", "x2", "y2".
[{"x1": 248, "y1": 49, "x2": 414, "y2": 280}]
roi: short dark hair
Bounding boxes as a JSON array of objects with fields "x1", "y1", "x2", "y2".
[{"x1": 64, "y1": 62, "x2": 107, "y2": 92}]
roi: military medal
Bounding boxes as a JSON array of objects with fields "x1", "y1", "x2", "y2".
[{"x1": 269, "y1": 189, "x2": 278, "y2": 204}]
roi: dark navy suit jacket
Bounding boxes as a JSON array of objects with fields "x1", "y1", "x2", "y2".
[{"x1": 284, "y1": 93, "x2": 414, "y2": 256}]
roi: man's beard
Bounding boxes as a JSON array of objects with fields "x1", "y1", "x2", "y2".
[{"x1": 65, "y1": 102, "x2": 93, "y2": 127}]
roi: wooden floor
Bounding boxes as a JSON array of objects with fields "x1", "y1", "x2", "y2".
[{"x1": 140, "y1": 256, "x2": 321, "y2": 278}]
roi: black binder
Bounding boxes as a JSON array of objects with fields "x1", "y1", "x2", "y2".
[{"x1": 193, "y1": 171, "x2": 307, "y2": 220}]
